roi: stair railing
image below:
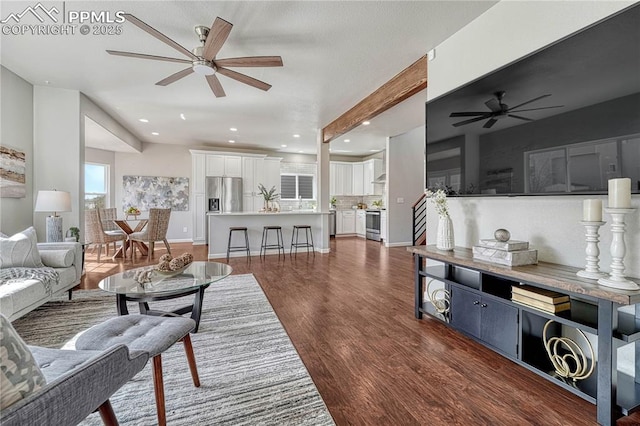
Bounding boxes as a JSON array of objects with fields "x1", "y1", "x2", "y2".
[{"x1": 412, "y1": 193, "x2": 427, "y2": 246}]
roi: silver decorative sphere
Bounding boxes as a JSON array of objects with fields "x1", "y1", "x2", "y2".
[{"x1": 494, "y1": 228, "x2": 511, "y2": 242}]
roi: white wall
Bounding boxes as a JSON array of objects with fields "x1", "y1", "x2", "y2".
[
  {"x1": 387, "y1": 125, "x2": 425, "y2": 246},
  {"x1": 426, "y1": 1, "x2": 639, "y2": 278},
  {"x1": 0, "y1": 67, "x2": 34, "y2": 235},
  {"x1": 115, "y1": 143, "x2": 192, "y2": 241},
  {"x1": 33, "y1": 86, "x2": 83, "y2": 240}
]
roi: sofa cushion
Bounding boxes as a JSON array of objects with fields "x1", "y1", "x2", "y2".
[
  {"x1": 0, "y1": 278, "x2": 49, "y2": 323},
  {"x1": 0, "y1": 314, "x2": 46, "y2": 409},
  {"x1": 0, "y1": 228, "x2": 43, "y2": 269},
  {"x1": 39, "y1": 250, "x2": 74, "y2": 268}
]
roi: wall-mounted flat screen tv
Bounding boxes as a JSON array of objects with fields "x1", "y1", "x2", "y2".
[{"x1": 426, "y1": 4, "x2": 640, "y2": 196}]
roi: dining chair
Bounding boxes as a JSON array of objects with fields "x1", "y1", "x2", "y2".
[
  {"x1": 84, "y1": 209, "x2": 127, "y2": 262},
  {"x1": 128, "y1": 208, "x2": 172, "y2": 258},
  {"x1": 98, "y1": 207, "x2": 125, "y2": 255}
]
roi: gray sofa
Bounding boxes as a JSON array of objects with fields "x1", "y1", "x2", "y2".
[{"x1": 0, "y1": 242, "x2": 83, "y2": 321}]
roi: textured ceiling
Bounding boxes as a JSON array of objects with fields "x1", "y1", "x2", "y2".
[{"x1": 1, "y1": 1, "x2": 497, "y2": 156}]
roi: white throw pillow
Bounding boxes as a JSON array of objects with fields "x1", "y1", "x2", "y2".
[
  {"x1": 39, "y1": 249, "x2": 75, "y2": 268},
  {"x1": 0, "y1": 227, "x2": 44, "y2": 268},
  {"x1": 0, "y1": 314, "x2": 47, "y2": 409}
]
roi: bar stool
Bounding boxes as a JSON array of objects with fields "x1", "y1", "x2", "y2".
[
  {"x1": 227, "y1": 227, "x2": 251, "y2": 262},
  {"x1": 260, "y1": 225, "x2": 285, "y2": 258},
  {"x1": 290, "y1": 225, "x2": 315, "y2": 256}
]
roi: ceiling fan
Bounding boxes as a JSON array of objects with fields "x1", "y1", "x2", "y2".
[
  {"x1": 449, "y1": 91, "x2": 563, "y2": 129},
  {"x1": 107, "y1": 13, "x2": 283, "y2": 97}
]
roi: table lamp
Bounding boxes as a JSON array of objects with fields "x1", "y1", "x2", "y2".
[{"x1": 34, "y1": 190, "x2": 72, "y2": 242}]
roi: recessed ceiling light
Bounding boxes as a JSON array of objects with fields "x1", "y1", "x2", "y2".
[
  {"x1": 362, "y1": 121, "x2": 370, "y2": 125},
  {"x1": 369, "y1": 149, "x2": 378, "y2": 152},
  {"x1": 139, "y1": 118, "x2": 149, "y2": 123},
  {"x1": 229, "y1": 140, "x2": 235, "y2": 144},
  {"x1": 293, "y1": 134, "x2": 300, "y2": 138},
  {"x1": 333, "y1": 149, "x2": 352, "y2": 153},
  {"x1": 344, "y1": 139, "x2": 350, "y2": 143},
  {"x1": 281, "y1": 144, "x2": 287, "y2": 148},
  {"x1": 230, "y1": 127, "x2": 237, "y2": 132},
  {"x1": 298, "y1": 150, "x2": 304, "y2": 153},
  {"x1": 44, "y1": 80, "x2": 51, "y2": 85},
  {"x1": 180, "y1": 113, "x2": 186, "y2": 120},
  {"x1": 151, "y1": 132, "x2": 159, "y2": 136}
]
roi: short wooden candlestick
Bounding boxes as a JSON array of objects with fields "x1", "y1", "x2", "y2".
[
  {"x1": 597, "y1": 208, "x2": 638, "y2": 290},
  {"x1": 576, "y1": 221, "x2": 606, "y2": 280}
]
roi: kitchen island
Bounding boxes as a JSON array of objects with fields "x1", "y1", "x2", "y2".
[{"x1": 207, "y1": 211, "x2": 330, "y2": 259}]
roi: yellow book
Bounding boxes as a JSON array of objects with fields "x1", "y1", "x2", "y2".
[
  {"x1": 511, "y1": 285, "x2": 569, "y2": 304},
  {"x1": 511, "y1": 293, "x2": 571, "y2": 313}
]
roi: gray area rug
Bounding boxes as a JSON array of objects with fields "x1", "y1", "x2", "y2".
[{"x1": 13, "y1": 274, "x2": 335, "y2": 425}]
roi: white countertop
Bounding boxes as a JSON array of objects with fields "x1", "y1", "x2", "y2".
[{"x1": 207, "y1": 211, "x2": 329, "y2": 216}]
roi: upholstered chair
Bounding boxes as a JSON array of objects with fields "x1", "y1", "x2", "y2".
[
  {"x1": 128, "y1": 208, "x2": 171, "y2": 257},
  {"x1": 84, "y1": 209, "x2": 127, "y2": 262},
  {"x1": 98, "y1": 208, "x2": 125, "y2": 255}
]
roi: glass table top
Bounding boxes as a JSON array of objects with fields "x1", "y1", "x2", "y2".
[{"x1": 98, "y1": 261, "x2": 233, "y2": 296}]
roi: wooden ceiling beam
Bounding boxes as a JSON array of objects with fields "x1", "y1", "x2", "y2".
[{"x1": 322, "y1": 55, "x2": 427, "y2": 144}]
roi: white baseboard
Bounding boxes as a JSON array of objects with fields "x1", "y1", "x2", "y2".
[
  {"x1": 167, "y1": 238, "x2": 193, "y2": 243},
  {"x1": 385, "y1": 241, "x2": 413, "y2": 247}
]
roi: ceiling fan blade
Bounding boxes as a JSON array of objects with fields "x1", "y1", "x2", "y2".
[
  {"x1": 507, "y1": 94, "x2": 551, "y2": 111},
  {"x1": 203, "y1": 17, "x2": 233, "y2": 61},
  {"x1": 217, "y1": 67, "x2": 272, "y2": 91},
  {"x1": 452, "y1": 114, "x2": 492, "y2": 127},
  {"x1": 508, "y1": 114, "x2": 534, "y2": 122},
  {"x1": 155, "y1": 67, "x2": 194, "y2": 86},
  {"x1": 449, "y1": 112, "x2": 492, "y2": 117},
  {"x1": 485, "y1": 98, "x2": 501, "y2": 112},
  {"x1": 206, "y1": 74, "x2": 226, "y2": 97},
  {"x1": 483, "y1": 118, "x2": 498, "y2": 129},
  {"x1": 123, "y1": 13, "x2": 197, "y2": 60},
  {"x1": 215, "y1": 56, "x2": 283, "y2": 67},
  {"x1": 510, "y1": 105, "x2": 564, "y2": 113},
  {"x1": 106, "y1": 50, "x2": 191, "y2": 64}
]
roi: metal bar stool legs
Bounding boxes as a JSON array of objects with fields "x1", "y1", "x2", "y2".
[
  {"x1": 290, "y1": 225, "x2": 315, "y2": 256},
  {"x1": 227, "y1": 227, "x2": 251, "y2": 262},
  {"x1": 260, "y1": 226, "x2": 285, "y2": 258}
]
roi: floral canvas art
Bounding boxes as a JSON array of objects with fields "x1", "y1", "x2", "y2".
[{"x1": 122, "y1": 176, "x2": 189, "y2": 211}]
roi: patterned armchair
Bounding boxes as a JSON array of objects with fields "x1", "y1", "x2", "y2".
[{"x1": 128, "y1": 208, "x2": 172, "y2": 258}]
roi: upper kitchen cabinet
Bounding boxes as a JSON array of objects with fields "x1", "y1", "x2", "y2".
[
  {"x1": 206, "y1": 155, "x2": 242, "y2": 177},
  {"x1": 242, "y1": 156, "x2": 281, "y2": 212},
  {"x1": 331, "y1": 162, "x2": 353, "y2": 196},
  {"x1": 352, "y1": 163, "x2": 364, "y2": 195},
  {"x1": 363, "y1": 159, "x2": 383, "y2": 195}
]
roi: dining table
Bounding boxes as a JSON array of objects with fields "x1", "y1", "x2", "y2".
[{"x1": 113, "y1": 219, "x2": 149, "y2": 258}]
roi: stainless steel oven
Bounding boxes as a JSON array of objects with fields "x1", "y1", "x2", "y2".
[{"x1": 365, "y1": 210, "x2": 381, "y2": 241}]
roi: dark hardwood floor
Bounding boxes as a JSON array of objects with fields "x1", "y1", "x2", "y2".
[{"x1": 80, "y1": 238, "x2": 639, "y2": 425}]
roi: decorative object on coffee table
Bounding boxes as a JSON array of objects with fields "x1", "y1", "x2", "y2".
[
  {"x1": 426, "y1": 189, "x2": 454, "y2": 251},
  {"x1": 472, "y1": 230, "x2": 537, "y2": 266},
  {"x1": 543, "y1": 319, "x2": 594, "y2": 382}
]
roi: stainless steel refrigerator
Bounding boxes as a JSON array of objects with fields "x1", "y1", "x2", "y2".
[{"x1": 206, "y1": 177, "x2": 243, "y2": 213}]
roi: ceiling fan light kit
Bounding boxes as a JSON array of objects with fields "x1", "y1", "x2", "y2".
[{"x1": 107, "y1": 13, "x2": 283, "y2": 97}]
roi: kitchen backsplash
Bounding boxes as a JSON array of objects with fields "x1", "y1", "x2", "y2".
[{"x1": 332, "y1": 195, "x2": 384, "y2": 210}]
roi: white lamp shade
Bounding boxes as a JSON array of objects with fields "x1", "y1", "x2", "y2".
[{"x1": 35, "y1": 190, "x2": 72, "y2": 214}]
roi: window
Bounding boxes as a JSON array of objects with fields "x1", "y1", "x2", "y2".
[
  {"x1": 85, "y1": 163, "x2": 109, "y2": 209},
  {"x1": 280, "y1": 174, "x2": 315, "y2": 200}
]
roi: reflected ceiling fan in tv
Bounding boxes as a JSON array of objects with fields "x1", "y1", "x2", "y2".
[{"x1": 449, "y1": 91, "x2": 564, "y2": 129}]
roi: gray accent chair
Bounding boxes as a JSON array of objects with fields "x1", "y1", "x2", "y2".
[{"x1": 0, "y1": 342, "x2": 149, "y2": 425}]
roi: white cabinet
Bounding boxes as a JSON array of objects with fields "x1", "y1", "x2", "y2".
[
  {"x1": 380, "y1": 209, "x2": 387, "y2": 241},
  {"x1": 336, "y1": 210, "x2": 343, "y2": 234},
  {"x1": 363, "y1": 159, "x2": 383, "y2": 195},
  {"x1": 192, "y1": 153, "x2": 206, "y2": 194},
  {"x1": 356, "y1": 210, "x2": 366, "y2": 237},
  {"x1": 241, "y1": 156, "x2": 281, "y2": 212},
  {"x1": 206, "y1": 155, "x2": 242, "y2": 177},
  {"x1": 191, "y1": 153, "x2": 207, "y2": 245},
  {"x1": 193, "y1": 194, "x2": 206, "y2": 243},
  {"x1": 331, "y1": 162, "x2": 353, "y2": 196},
  {"x1": 339, "y1": 210, "x2": 356, "y2": 235},
  {"x1": 352, "y1": 163, "x2": 364, "y2": 196}
]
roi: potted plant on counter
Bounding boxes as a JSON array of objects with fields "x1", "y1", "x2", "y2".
[{"x1": 258, "y1": 184, "x2": 279, "y2": 211}]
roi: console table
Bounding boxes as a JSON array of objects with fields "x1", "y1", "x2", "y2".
[{"x1": 408, "y1": 245, "x2": 640, "y2": 426}]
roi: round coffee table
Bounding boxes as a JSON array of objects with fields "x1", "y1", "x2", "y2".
[{"x1": 98, "y1": 261, "x2": 232, "y2": 332}]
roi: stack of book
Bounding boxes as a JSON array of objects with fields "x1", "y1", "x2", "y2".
[
  {"x1": 511, "y1": 285, "x2": 570, "y2": 313},
  {"x1": 472, "y1": 239, "x2": 538, "y2": 266}
]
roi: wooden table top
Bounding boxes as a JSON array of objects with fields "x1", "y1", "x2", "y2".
[{"x1": 408, "y1": 245, "x2": 640, "y2": 305}]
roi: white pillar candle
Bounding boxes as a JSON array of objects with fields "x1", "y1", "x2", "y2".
[
  {"x1": 608, "y1": 178, "x2": 631, "y2": 208},
  {"x1": 583, "y1": 199, "x2": 602, "y2": 222}
]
